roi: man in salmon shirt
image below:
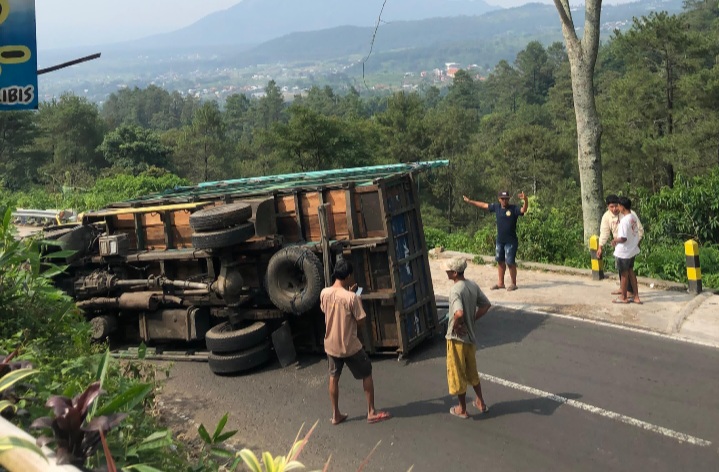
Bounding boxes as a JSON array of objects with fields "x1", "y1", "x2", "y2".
[{"x1": 320, "y1": 258, "x2": 391, "y2": 425}]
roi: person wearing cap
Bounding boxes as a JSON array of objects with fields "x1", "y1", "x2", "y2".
[
  {"x1": 320, "y1": 258, "x2": 391, "y2": 425},
  {"x1": 442, "y1": 257, "x2": 492, "y2": 419},
  {"x1": 463, "y1": 190, "x2": 528, "y2": 291},
  {"x1": 611, "y1": 197, "x2": 642, "y2": 304},
  {"x1": 598, "y1": 194, "x2": 644, "y2": 296}
]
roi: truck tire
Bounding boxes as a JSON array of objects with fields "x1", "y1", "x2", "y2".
[
  {"x1": 191, "y1": 222, "x2": 255, "y2": 250},
  {"x1": 205, "y1": 321, "x2": 268, "y2": 353},
  {"x1": 207, "y1": 341, "x2": 272, "y2": 375},
  {"x1": 190, "y1": 203, "x2": 252, "y2": 232},
  {"x1": 265, "y1": 246, "x2": 324, "y2": 315}
]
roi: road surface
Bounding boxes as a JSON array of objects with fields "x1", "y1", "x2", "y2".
[{"x1": 157, "y1": 307, "x2": 719, "y2": 471}]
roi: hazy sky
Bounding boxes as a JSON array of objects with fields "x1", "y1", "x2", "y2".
[{"x1": 34, "y1": 0, "x2": 635, "y2": 50}]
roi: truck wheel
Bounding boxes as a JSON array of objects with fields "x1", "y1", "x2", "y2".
[
  {"x1": 265, "y1": 246, "x2": 324, "y2": 315},
  {"x1": 190, "y1": 203, "x2": 252, "y2": 232},
  {"x1": 191, "y1": 222, "x2": 255, "y2": 250},
  {"x1": 205, "y1": 321, "x2": 268, "y2": 353},
  {"x1": 208, "y1": 341, "x2": 272, "y2": 375}
]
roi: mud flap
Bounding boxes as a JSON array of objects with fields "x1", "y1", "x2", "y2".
[{"x1": 271, "y1": 321, "x2": 297, "y2": 368}]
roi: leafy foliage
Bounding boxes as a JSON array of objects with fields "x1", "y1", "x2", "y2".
[{"x1": 30, "y1": 381, "x2": 128, "y2": 465}]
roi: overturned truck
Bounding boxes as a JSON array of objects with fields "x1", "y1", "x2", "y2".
[{"x1": 43, "y1": 161, "x2": 448, "y2": 374}]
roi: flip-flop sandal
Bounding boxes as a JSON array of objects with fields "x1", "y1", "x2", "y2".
[
  {"x1": 473, "y1": 401, "x2": 490, "y2": 414},
  {"x1": 367, "y1": 411, "x2": 391, "y2": 424},
  {"x1": 490, "y1": 284, "x2": 505, "y2": 290},
  {"x1": 612, "y1": 298, "x2": 630, "y2": 304},
  {"x1": 449, "y1": 406, "x2": 469, "y2": 419},
  {"x1": 506, "y1": 285, "x2": 517, "y2": 291},
  {"x1": 633, "y1": 300, "x2": 644, "y2": 305}
]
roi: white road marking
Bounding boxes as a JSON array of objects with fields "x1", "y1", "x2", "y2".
[
  {"x1": 480, "y1": 372, "x2": 712, "y2": 448},
  {"x1": 493, "y1": 302, "x2": 719, "y2": 350}
]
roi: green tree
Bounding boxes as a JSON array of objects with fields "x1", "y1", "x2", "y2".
[
  {"x1": 35, "y1": 94, "x2": 107, "y2": 188},
  {"x1": 515, "y1": 41, "x2": 555, "y2": 105},
  {"x1": 375, "y1": 92, "x2": 429, "y2": 163},
  {"x1": 251, "y1": 80, "x2": 285, "y2": 131},
  {"x1": 101, "y1": 86, "x2": 197, "y2": 131},
  {"x1": 98, "y1": 124, "x2": 171, "y2": 174},
  {"x1": 0, "y1": 111, "x2": 40, "y2": 189},
  {"x1": 445, "y1": 70, "x2": 480, "y2": 112},
  {"x1": 479, "y1": 60, "x2": 522, "y2": 114},
  {"x1": 224, "y1": 93, "x2": 252, "y2": 143},
  {"x1": 271, "y1": 105, "x2": 366, "y2": 171},
  {"x1": 170, "y1": 102, "x2": 228, "y2": 182},
  {"x1": 602, "y1": 12, "x2": 711, "y2": 190}
]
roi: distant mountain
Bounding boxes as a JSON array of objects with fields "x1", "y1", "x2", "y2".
[
  {"x1": 228, "y1": 0, "x2": 686, "y2": 67},
  {"x1": 134, "y1": 0, "x2": 496, "y2": 49},
  {"x1": 36, "y1": 0, "x2": 687, "y2": 103}
]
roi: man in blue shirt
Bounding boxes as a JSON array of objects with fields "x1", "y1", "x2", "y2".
[{"x1": 463, "y1": 190, "x2": 528, "y2": 291}]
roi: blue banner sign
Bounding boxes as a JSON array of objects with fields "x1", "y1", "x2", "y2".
[{"x1": 0, "y1": 0, "x2": 38, "y2": 110}]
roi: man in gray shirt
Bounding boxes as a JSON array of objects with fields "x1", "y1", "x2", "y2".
[{"x1": 443, "y1": 257, "x2": 492, "y2": 419}]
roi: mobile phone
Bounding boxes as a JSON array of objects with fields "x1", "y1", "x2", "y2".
[{"x1": 355, "y1": 287, "x2": 363, "y2": 296}]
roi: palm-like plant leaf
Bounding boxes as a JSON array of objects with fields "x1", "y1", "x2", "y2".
[
  {"x1": 0, "y1": 368, "x2": 37, "y2": 392},
  {"x1": 239, "y1": 448, "x2": 263, "y2": 472},
  {"x1": 0, "y1": 435, "x2": 48, "y2": 460}
]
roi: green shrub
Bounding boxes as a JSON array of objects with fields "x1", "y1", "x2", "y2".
[
  {"x1": 638, "y1": 169, "x2": 719, "y2": 245},
  {"x1": 446, "y1": 231, "x2": 475, "y2": 254},
  {"x1": 634, "y1": 243, "x2": 686, "y2": 282},
  {"x1": 424, "y1": 226, "x2": 450, "y2": 249},
  {"x1": 516, "y1": 200, "x2": 585, "y2": 266},
  {"x1": 11, "y1": 170, "x2": 189, "y2": 213},
  {"x1": 0, "y1": 208, "x2": 192, "y2": 471}
]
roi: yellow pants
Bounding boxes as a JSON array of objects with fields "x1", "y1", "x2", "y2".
[{"x1": 446, "y1": 339, "x2": 480, "y2": 396}]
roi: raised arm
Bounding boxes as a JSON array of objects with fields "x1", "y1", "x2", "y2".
[
  {"x1": 463, "y1": 195, "x2": 489, "y2": 210},
  {"x1": 519, "y1": 192, "x2": 528, "y2": 215}
]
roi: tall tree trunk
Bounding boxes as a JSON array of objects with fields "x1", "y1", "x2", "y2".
[{"x1": 553, "y1": 0, "x2": 605, "y2": 243}]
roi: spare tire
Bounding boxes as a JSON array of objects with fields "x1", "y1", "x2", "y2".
[
  {"x1": 208, "y1": 341, "x2": 272, "y2": 375},
  {"x1": 191, "y1": 222, "x2": 255, "y2": 250},
  {"x1": 190, "y1": 203, "x2": 252, "y2": 232},
  {"x1": 205, "y1": 321, "x2": 268, "y2": 353},
  {"x1": 265, "y1": 246, "x2": 324, "y2": 315}
]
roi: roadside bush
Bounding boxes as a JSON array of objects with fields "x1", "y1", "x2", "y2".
[
  {"x1": 424, "y1": 226, "x2": 450, "y2": 249},
  {"x1": 446, "y1": 231, "x2": 475, "y2": 254},
  {"x1": 517, "y1": 203, "x2": 585, "y2": 267},
  {"x1": 0, "y1": 208, "x2": 194, "y2": 471},
  {"x1": 12, "y1": 169, "x2": 189, "y2": 213},
  {"x1": 634, "y1": 243, "x2": 686, "y2": 283},
  {"x1": 472, "y1": 225, "x2": 495, "y2": 255},
  {"x1": 638, "y1": 169, "x2": 719, "y2": 245}
]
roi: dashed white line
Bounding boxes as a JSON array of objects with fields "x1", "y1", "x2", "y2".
[{"x1": 480, "y1": 372, "x2": 712, "y2": 447}]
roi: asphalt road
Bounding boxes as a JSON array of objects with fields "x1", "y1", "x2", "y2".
[{"x1": 158, "y1": 308, "x2": 719, "y2": 471}]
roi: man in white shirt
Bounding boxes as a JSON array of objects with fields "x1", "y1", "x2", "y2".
[
  {"x1": 611, "y1": 197, "x2": 642, "y2": 304},
  {"x1": 598, "y1": 194, "x2": 644, "y2": 295}
]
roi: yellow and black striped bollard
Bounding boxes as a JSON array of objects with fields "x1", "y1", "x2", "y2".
[
  {"x1": 685, "y1": 240, "x2": 702, "y2": 294},
  {"x1": 589, "y1": 235, "x2": 604, "y2": 280}
]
